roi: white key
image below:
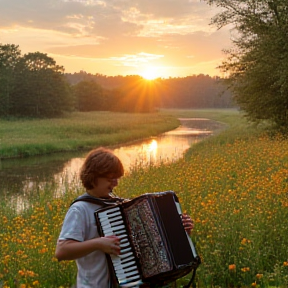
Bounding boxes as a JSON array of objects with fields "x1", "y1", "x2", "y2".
[
  {"x1": 121, "y1": 247, "x2": 132, "y2": 253},
  {"x1": 119, "y1": 280, "x2": 143, "y2": 288},
  {"x1": 103, "y1": 225, "x2": 125, "y2": 234},
  {"x1": 98, "y1": 207, "x2": 121, "y2": 218},
  {"x1": 120, "y1": 242, "x2": 130, "y2": 248},
  {"x1": 115, "y1": 265, "x2": 137, "y2": 273},
  {"x1": 118, "y1": 274, "x2": 141, "y2": 284},
  {"x1": 121, "y1": 256, "x2": 135, "y2": 263},
  {"x1": 114, "y1": 260, "x2": 136, "y2": 269},
  {"x1": 104, "y1": 231, "x2": 114, "y2": 236},
  {"x1": 112, "y1": 256, "x2": 135, "y2": 267},
  {"x1": 118, "y1": 252, "x2": 133, "y2": 259},
  {"x1": 118, "y1": 234, "x2": 128, "y2": 239},
  {"x1": 116, "y1": 270, "x2": 140, "y2": 279},
  {"x1": 100, "y1": 216, "x2": 123, "y2": 225},
  {"x1": 104, "y1": 230, "x2": 126, "y2": 237},
  {"x1": 101, "y1": 220, "x2": 124, "y2": 228}
]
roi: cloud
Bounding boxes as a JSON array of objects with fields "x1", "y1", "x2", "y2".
[
  {"x1": 0, "y1": 0, "x2": 217, "y2": 37},
  {"x1": 0, "y1": 0, "x2": 232, "y2": 76}
]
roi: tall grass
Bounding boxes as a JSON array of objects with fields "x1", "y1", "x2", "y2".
[
  {"x1": 1, "y1": 109, "x2": 288, "y2": 287},
  {"x1": 0, "y1": 111, "x2": 179, "y2": 158}
]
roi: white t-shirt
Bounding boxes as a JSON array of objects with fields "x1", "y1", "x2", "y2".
[{"x1": 58, "y1": 193, "x2": 110, "y2": 288}]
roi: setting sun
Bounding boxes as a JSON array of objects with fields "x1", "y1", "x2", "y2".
[{"x1": 140, "y1": 67, "x2": 159, "y2": 80}]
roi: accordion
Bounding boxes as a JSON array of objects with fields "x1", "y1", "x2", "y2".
[{"x1": 94, "y1": 191, "x2": 201, "y2": 287}]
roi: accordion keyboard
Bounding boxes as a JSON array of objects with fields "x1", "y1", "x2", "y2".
[{"x1": 98, "y1": 206, "x2": 143, "y2": 287}]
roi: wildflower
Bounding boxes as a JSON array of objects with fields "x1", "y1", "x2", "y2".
[
  {"x1": 241, "y1": 238, "x2": 251, "y2": 245},
  {"x1": 26, "y1": 270, "x2": 36, "y2": 277},
  {"x1": 229, "y1": 264, "x2": 236, "y2": 271},
  {"x1": 251, "y1": 282, "x2": 257, "y2": 287},
  {"x1": 283, "y1": 261, "x2": 288, "y2": 267},
  {"x1": 47, "y1": 202, "x2": 53, "y2": 211},
  {"x1": 241, "y1": 267, "x2": 250, "y2": 272},
  {"x1": 39, "y1": 248, "x2": 48, "y2": 253},
  {"x1": 33, "y1": 280, "x2": 39, "y2": 285},
  {"x1": 256, "y1": 273, "x2": 263, "y2": 279}
]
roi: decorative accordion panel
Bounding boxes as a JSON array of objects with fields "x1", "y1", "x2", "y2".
[{"x1": 124, "y1": 197, "x2": 172, "y2": 278}]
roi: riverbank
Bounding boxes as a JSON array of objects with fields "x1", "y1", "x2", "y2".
[
  {"x1": 0, "y1": 111, "x2": 179, "y2": 159},
  {"x1": 0, "y1": 109, "x2": 238, "y2": 160}
]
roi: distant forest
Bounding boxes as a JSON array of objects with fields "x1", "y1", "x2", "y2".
[
  {"x1": 0, "y1": 43, "x2": 235, "y2": 118},
  {"x1": 66, "y1": 71, "x2": 235, "y2": 111}
]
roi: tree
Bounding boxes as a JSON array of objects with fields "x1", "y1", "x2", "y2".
[
  {"x1": 203, "y1": 0, "x2": 288, "y2": 128},
  {"x1": 11, "y1": 52, "x2": 74, "y2": 117},
  {"x1": 73, "y1": 80, "x2": 106, "y2": 111},
  {"x1": 0, "y1": 44, "x2": 21, "y2": 117}
]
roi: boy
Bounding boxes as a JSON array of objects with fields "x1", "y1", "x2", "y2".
[{"x1": 55, "y1": 147, "x2": 193, "y2": 288}]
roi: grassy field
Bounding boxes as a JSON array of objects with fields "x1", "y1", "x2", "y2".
[
  {"x1": 0, "y1": 111, "x2": 179, "y2": 159},
  {"x1": 1, "y1": 109, "x2": 288, "y2": 287}
]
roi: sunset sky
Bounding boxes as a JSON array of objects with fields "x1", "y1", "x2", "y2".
[{"x1": 0, "y1": 0, "x2": 232, "y2": 79}]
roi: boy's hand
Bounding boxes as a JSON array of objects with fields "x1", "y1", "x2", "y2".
[
  {"x1": 99, "y1": 235, "x2": 121, "y2": 255},
  {"x1": 181, "y1": 214, "x2": 194, "y2": 235}
]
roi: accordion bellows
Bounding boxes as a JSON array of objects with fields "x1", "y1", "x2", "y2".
[{"x1": 95, "y1": 191, "x2": 201, "y2": 287}]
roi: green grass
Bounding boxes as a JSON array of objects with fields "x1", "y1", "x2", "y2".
[
  {"x1": 0, "y1": 111, "x2": 179, "y2": 159},
  {"x1": 1, "y1": 109, "x2": 288, "y2": 287}
]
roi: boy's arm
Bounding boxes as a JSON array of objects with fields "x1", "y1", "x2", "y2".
[{"x1": 55, "y1": 235, "x2": 120, "y2": 261}]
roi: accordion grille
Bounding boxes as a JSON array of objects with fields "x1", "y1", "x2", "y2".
[{"x1": 124, "y1": 197, "x2": 172, "y2": 278}]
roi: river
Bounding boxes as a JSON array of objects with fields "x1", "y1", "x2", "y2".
[{"x1": 0, "y1": 118, "x2": 225, "y2": 198}]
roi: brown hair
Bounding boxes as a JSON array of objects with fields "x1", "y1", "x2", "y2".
[{"x1": 80, "y1": 147, "x2": 124, "y2": 190}]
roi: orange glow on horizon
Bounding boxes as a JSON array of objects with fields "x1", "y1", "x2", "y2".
[{"x1": 139, "y1": 67, "x2": 160, "y2": 80}]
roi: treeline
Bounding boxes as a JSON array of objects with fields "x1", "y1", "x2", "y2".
[
  {"x1": 0, "y1": 43, "x2": 234, "y2": 118},
  {"x1": 66, "y1": 71, "x2": 235, "y2": 110}
]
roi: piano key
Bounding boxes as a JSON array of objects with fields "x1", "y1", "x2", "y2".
[
  {"x1": 118, "y1": 234, "x2": 128, "y2": 239},
  {"x1": 103, "y1": 230, "x2": 126, "y2": 237},
  {"x1": 120, "y1": 247, "x2": 132, "y2": 254},
  {"x1": 102, "y1": 225, "x2": 126, "y2": 234},
  {"x1": 103, "y1": 231, "x2": 114, "y2": 236},
  {"x1": 118, "y1": 274, "x2": 141, "y2": 284},
  {"x1": 119, "y1": 280, "x2": 143, "y2": 288},
  {"x1": 111, "y1": 256, "x2": 136, "y2": 268},
  {"x1": 121, "y1": 255, "x2": 135, "y2": 262},
  {"x1": 100, "y1": 216, "x2": 123, "y2": 225},
  {"x1": 98, "y1": 207, "x2": 121, "y2": 217},
  {"x1": 120, "y1": 242, "x2": 130, "y2": 248},
  {"x1": 101, "y1": 220, "x2": 124, "y2": 228},
  {"x1": 115, "y1": 265, "x2": 137, "y2": 273},
  {"x1": 98, "y1": 212, "x2": 121, "y2": 220},
  {"x1": 115, "y1": 230, "x2": 127, "y2": 236},
  {"x1": 100, "y1": 206, "x2": 120, "y2": 213},
  {"x1": 114, "y1": 259, "x2": 136, "y2": 268},
  {"x1": 116, "y1": 269, "x2": 140, "y2": 279}
]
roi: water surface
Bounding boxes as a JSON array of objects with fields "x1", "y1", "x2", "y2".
[{"x1": 0, "y1": 118, "x2": 225, "y2": 198}]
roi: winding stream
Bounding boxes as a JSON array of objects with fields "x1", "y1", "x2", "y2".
[{"x1": 0, "y1": 118, "x2": 225, "y2": 199}]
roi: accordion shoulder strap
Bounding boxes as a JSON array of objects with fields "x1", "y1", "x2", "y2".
[{"x1": 70, "y1": 194, "x2": 125, "y2": 207}]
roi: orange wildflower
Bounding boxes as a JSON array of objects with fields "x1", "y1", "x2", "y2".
[{"x1": 229, "y1": 264, "x2": 236, "y2": 271}]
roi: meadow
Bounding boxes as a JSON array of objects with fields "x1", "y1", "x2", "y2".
[
  {"x1": 0, "y1": 111, "x2": 179, "y2": 159},
  {"x1": 1, "y1": 109, "x2": 288, "y2": 288}
]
